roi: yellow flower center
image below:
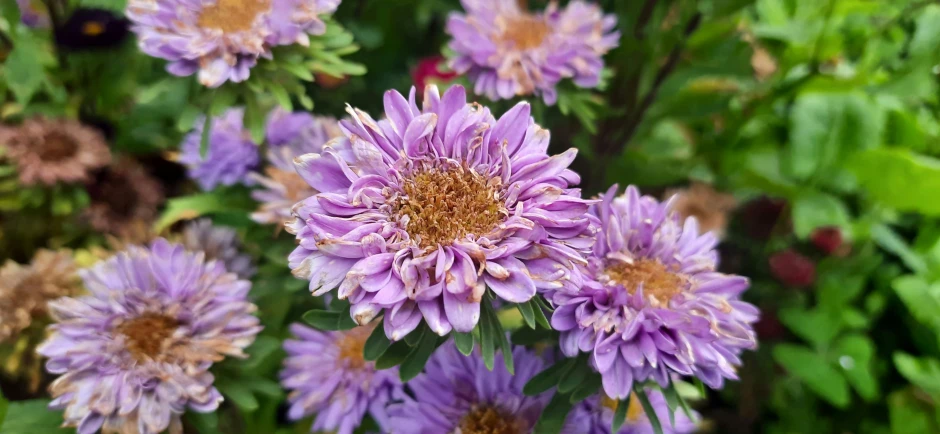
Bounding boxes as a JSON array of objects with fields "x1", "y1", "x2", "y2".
[
  {"x1": 336, "y1": 326, "x2": 371, "y2": 370},
  {"x1": 197, "y1": 0, "x2": 271, "y2": 33},
  {"x1": 500, "y1": 15, "x2": 551, "y2": 50},
  {"x1": 604, "y1": 259, "x2": 687, "y2": 305},
  {"x1": 601, "y1": 392, "x2": 646, "y2": 422},
  {"x1": 265, "y1": 166, "x2": 312, "y2": 203},
  {"x1": 392, "y1": 166, "x2": 505, "y2": 249},
  {"x1": 115, "y1": 312, "x2": 179, "y2": 361},
  {"x1": 458, "y1": 406, "x2": 524, "y2": 434},
  {"x1": 81, "y1": 21, "x2": 105, "y2": 36}
]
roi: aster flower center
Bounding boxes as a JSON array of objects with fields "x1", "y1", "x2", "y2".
[
  {"x1": 197, "y1": 0, "x2": 271, "y2": 33},
  {"x1": 392, "y1": 166, "x2": 505, "y2": 249},
  {"x1": 500, "y1": 15, "x2": 550, "y2": 50},
  {"x1": 38, "y1": 131, "x2": 79, "y2": 162},
  {"x1": 265, "y1": 166, "x2": 310, "y2": 203},
  {"x1": 97, "y1": 172, "x2": 139, "y2": 218},
  {"x1": 336, "y1": 326, "x2": 370, "y2": 370},
  {"x1": 601, "y1": 393, "x2": 645, "y2": 422},
  {"x1": 115, "y1": 312, "x2": 179, "y2": 361},
  {"x1": 457, "y1": 406, "x2": 524, "y2": 434},
  {"x1": 603, "y1": 259, "x2": 687, "y2": 305}
]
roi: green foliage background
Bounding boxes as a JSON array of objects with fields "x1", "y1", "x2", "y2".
[{"x1": 3, "y1": 0, "x2": 940, "y2": 433}]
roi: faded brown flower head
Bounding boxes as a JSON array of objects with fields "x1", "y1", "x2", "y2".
[
  {"x1": 0, "y1": 249, "x2": 80, "y2": 342},
  {"x1": 85, "y1": 158, "x2": 164, "y2": 237},
  {"x1": 667, "y1": 182, "x2": 737, "y2": 238},
  {"x1": 0, "y1": 117, "x2": 111, "y2": 186}
]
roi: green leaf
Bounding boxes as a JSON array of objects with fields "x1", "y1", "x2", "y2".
[
  {"x1": 534, "y1": 391, "x2": 574, "y2": 434},
  {"x1": 778, "y1": 307, "x2": 841, "y2": 349},
  {"x1": 791, "y1": 192, "x2": 850, "y2": 238},
  {"x1": 454, "y1": 331, "x2": 474, "y2": 356},
  {"x1": 302, "y1": 306, "x2": 356, "y2": 331},
  {"x1": 241, "y1": 336, "x2": 280, "y2": 371},
  {"x1": 480, "y1": 301, "x2": 496, "y2": 371},
  {"x1": 0, "y1": 400, "x2": 68, "y2": 433},
  {"x1": 894, "y1": 352, "x2": 940, "y2": 401},
  {"x1": 399, "y1": 328, "x2": 440, "y2": 381},
  {"x1": 154, "y1": 188, "x2": 256, "y2": 232},
  {"x1": 850, "y1": 149, "x2": 940, "y2": 216},
  {"x1": 788, "y1": 92, "x2": 883, "y2": 181},
  {"x1": 375, "y1": 339, "x2": 411, "y2": 370},
  {"x1": 491, "y1": 311, "x2": 514, "y2": 375},
  {"x1": 217, "y1": 380, "x2": 259, "y2": 413},
  {"x1": 611, "y1": 394, "x2": 631, "y2": 434},
  {"x1": 873, "y1": 226, "x2": 928, "y2": 274},
  {"x1": 5, "y1": 33, "x2": 46, "y2": 105},
  {"x1": 185, "y1": 411, "x2": 219, "y2": 434},
  {"x1": 244, "y1": 95, "x2": 266, "y2": 144},
  {"x1": 834, "y1": 334, "x2": 879, "y2": 401},
  {"x1": 910, "y1": 5, "x2": 940, "y2": 60},
  {"x1": 243, "y1": 377, "x2": 284, "y2": 399},
  {"x1": 634, "y1": 387, "x2": 664, "y2": 434},
  {"x1": 557, "y1": 355, "x2": 588, "y2": 394},
  {"x1": 404, "y1": 323, "x2": 426, "y2": 347},
  {"x1": 363, "y1": 319, "x2": 392, "y2": 361},
  {"x1": 889, "y1": 389, "x2": 938, "y2": 434},
  {"x1": 524, "y1": 358, "x2": 573, "y2": 396},
  {"x1": 569, "y1": 373, "x2": 602, "y2": 404},
  {"x1": 893, "y1": 276, "x2": 940, "y2": 338},
  {"x1": 516, "y1": 301, "x2": 536, "y2": 329},
  {"x1": 531, "y1": 299, "x2": 551, "y2": 329},
  {"x1": 773, "y1": 344, "x2": 851, "y2": 408}
]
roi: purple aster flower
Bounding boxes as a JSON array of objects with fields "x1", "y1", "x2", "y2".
[
  {"x1": 180, "y1": 108, "x2": 261, "y2": 191},
  {"x1": 387, "y1": 341, "x2": 550, "y2": 433},
  {"x1": 446, "y1": 0, "x2": 619, "y2": 104},
  {"x1": 126, "y1": 0, "x2": 341, "y2": 87},
  {"x1": 286, "y1": 85, "x2": 595, "y2": 340},
  {"x1": 180, "y1": 218, "x2": 256, "y2": 279},
  {"x1": 37, "y1": 239, "x2": 262, "y2": 434},
  {"x1": 16, "y1": 0, "x2": 48, "y2": 27},
  {"x1": 551, "y1": 185, "x2": 759, "y2": 399},
  {"x1": 280, "y1": 323, "x2": 402, "y2": 434},
  {"x1": 251, "y1": 109, "x2": 342, "y2": 225},
  {"x1": 562, "y1": 390, "x2": 698, "y2": 434}
]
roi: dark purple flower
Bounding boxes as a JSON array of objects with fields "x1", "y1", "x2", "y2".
[
  {"x1": 179, "y1": 108, "x2": 261, "y2": 191},
  {"x1": 446, "y1": 0, "x2": 619, "y2": 104},
  {"x1": 387, "y1": 341, "x2": 550, "y2": 433},
  {"x1": 287, "y1": 85, "x2": 595, "y2": 340},
  {"x1": 280, "y1": 323, "x2": 402, "y2": 434},
  {"x1": 251, "y1": 109, "x2": 342, "y2": 225},
  {"x1": 562, "y1": 390, "x2": 698, "y2": 434},
  {"x1": 127, "y1": 0, "x2": 341, "y2": 87},
  {"x1": 37, "y1": 239, "x2": 262, "y2": 434},
  {"x1": 551, "y1": 186, "x2": 759, "y2": 399}
]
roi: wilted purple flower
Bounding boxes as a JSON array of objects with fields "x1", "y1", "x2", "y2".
[
  {"x1": 446, "y1": 0, "x2": 619, "y2": 104},
  {"x1": 16, "y1": 0, "x2": 48, "y2": 27},
  {"x1": 387, "y1": 341, "x2": 550, "y2": 433},
  {"x1": 280, "y1": 323, "x2": 402, "y2": 434},
  {"x1": 126, "y1": 0, "x2": 342, "y2": 87},
  {"x1": 562, "y1": 390, "x2": 698, "y2": 434},
  {"x1": 180, "y1": 108, "x2": 260, "y2": 191},
  {"x1": 181, "y1": 218, "x2": 256, "y2": 279},
  {"x1": 287, "y1": 85, "x2": 595, "y2": 340},
  {"x1": 551, "y1": 186, "x2": 759, "y2": 399},
  {"x1": 37, "y1": 239, "x2": 261, "y2": 434},
  {"x1": 251, "y1": 109, "x2": 342, "y2": 225}
]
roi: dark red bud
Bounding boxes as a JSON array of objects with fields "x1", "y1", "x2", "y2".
[{"x1": 768, "y1": 249, "x2": 816, "y2": 288}]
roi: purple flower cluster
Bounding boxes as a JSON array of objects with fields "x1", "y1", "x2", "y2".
[
  {"x1": 551, "y1": 186, "x2": 759, "y2": 399},
  {"x1": 127, "y1": 0, "x2": 342, "y2": 87},
  {"x1": 280, "y1": 323, "x2": 402, "y2": 434},
  {"x1": 287, "y1": 85, "x2": 595, "y2": 340},
  {"x1": 38, "y1": 239, "x2": 261, "y2": 434},
  {"x1": 447, "y1": 0, "x2": 619, "y2": 104},
  {"x1": 251, "y1": 108, "x2": 342, "y2": 225},
  {"x1": 387, "y1": 341, "x2": 550, "y2": 433},
  {"x1": 563, "y1": 390, "x2": 698, "y2": 434},
  {"x1": 180, "y1": 108, "x2": 261, "y2": 191}
]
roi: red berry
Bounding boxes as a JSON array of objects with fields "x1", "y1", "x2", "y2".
[
  {"x1": 412, "y1": 56, "x2": 458, "y2": 91},
  {"x1": 768, "y1": 249, "x2": 816, "y2": 287},
  {"x1": 811, "y1": 226, "x2": 847, "y2": 256}
]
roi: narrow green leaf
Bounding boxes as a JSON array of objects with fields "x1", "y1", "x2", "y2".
[
  {"x1": 404, "y1": 323, "x2": 426, "y2": 347},
  {"x1": 569, "y1": 373, "x2": 602, "y2": 404},
  {"x1": 199, "y1": 114, "x2": 212, "y2": 159},
  {"x1": 635, "y1": 387, "x2": 664, "y2": 434},
  {"x1": 488, "y1": 308, "x2": 514, "y2": 374},
  {"x1": 217, "y1": 380, "x2": 259, "y2": 413},
  {"x1": 480, "y1": 302, "x2": 496, "y2": 371},
  {"x1": 612, "y1": 394, "x2": 631, "y2": 433},
  {"x1": 517, "y1": 301, "x2": 536, "y2": 329},
  {"x1": 531, "y1": 299, "x2": 551, "y2": 329},
  {"x1": 660, "y1": 385, "x2": 680, "y2": 428},
  {"x1": 375, "y1": 340, "x2": 411, "y2": 370},
  {"x1": 534, "y1": 392, "x2": 574, "y2": 434},
  {"x1": 557, "y1": 355, "x2": 588, "y2": 394},
  {"x1": 302, "y1": 309, "x2": 342, "y2": 330},
  {"x1": 399, "y1": 330, "x2": 440, "y2": 381},
  {"x1": 454, "y1": 331, "x2": 474, "y2": 356},
  {"x1": 363, "y1": 319, "x2": 391, "y2": 361},
  {"x1": 185, "y1": 411, "x2": 219, "y2": 434},
  {"x1": 534, "y1": 295, "x2": 555, "y2": 312},
  {"x1": 269, "y1": 83, "x2": 293, "y2": 111},
  {"x1": 524, "y1": 358, "x2": 575, "y2": 395}
]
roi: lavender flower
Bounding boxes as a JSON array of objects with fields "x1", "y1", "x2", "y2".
[
  {"x1": 562, "y1": 390, "x2": 698, "y2": 434},
  {"x1": 387, "y1": 341, "x2": 550, "y2": 433},
  {"x1": 551, "y1": 186, "x2": 759, "y2": 399},
  {"x1": 37, "y1": 239, "x2": 262, "y2": 434},
  {"x1": 127, "y1": 0, "x2": 342, "y2": 87},
  {"x1": 16, "y1": 0, "x2": 48, "y2": 27},
  {"x1": 287, "y1": 85, "x2": 595, "y2": 340},
  {"x1": 180, "y1": 108, "x2": 260, "y2": 191},
  {"x1": 251, "y1": 109, "x2": 341, "y2": 225},
  {"x1": 280, "y1": 323, "x2": 402, "y2": 434},
  {"x1": 181, "y1": 218, "x2": 256, "y2": 279},
  {"x1": 446, "y1": 0, "x2": 619, "y2": 104}
]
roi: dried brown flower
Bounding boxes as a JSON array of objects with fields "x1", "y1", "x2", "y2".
[
  {"x1": 667, "y1": 182, "x2": 737, "y2": 238},
  {"x1": 85, "y1": 158, "x2": 164, "y2": 236},
  {"x1": 0, "y1": 117, "x2": 111, "y2": 186},
  {"x1": 0, "y1": 249, "x2": 80, "y2": 342}
]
